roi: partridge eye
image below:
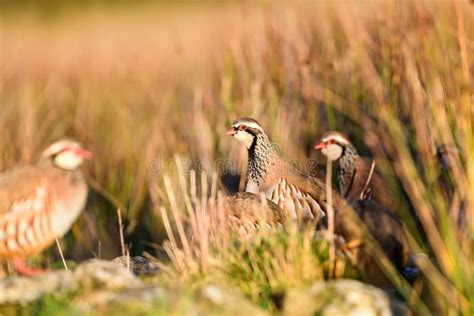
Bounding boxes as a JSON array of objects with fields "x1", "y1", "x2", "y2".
[
  {"x1": 329, "y1": 139, "x2": 335, "y2": 144},
  {"x1": 239, "y1": 125, "x2": 247, "y2": 131}
]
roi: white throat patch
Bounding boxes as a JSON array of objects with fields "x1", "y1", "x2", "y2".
[
  {"x1": 54, "y1": 151, "x2": 84, "y2": 170},
  {"x1": 233, "y1": 130, "x2": 255, "y2": 149},
  {"x1": 322, "y1": 144, "x2": 343, "y2": 161}
]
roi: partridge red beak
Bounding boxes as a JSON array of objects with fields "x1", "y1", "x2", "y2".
[
  {"x1": 314, "y1": 142, "x2": 327, "y2": 150},
  {"x1": 75, "y1": 148, "x2": 93, "y2": 159},
  {"x1": 226, "y1": 127, "x2": 237, "y2": 136}
]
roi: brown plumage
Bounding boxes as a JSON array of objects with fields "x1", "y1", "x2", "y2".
[
  {"x1": 218, "y1": 192, "x2": 285, "y2": 237},
  {"x1": 315, "y1": 131, "x2": 397, "y2": 212},
  {"x1": 335, "y1": 199, "x2": 410, "y2": 288},
  {"x1": 227, "y1": 118, "x2": 345, "y2": 225},
  {"x1": 0, "y1": 140, "x2": 91, "y2": 275}
]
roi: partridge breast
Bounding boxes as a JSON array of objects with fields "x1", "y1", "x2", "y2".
[{"x1": 0, "y1": 166, "x2": 87, "y2": 257}]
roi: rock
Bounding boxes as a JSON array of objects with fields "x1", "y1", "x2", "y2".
[
  {"x1": 75, "y1": 287, "x2": 169, "y2": 313},
  {"x1": 0, "y1": 259, "x2": 140, "y2": 304},
  {"x1": 112, "y1": 256, "x2": 160, "y2": 276},
  {"x1": 75, "y1": 282, "x2": 266, "y2": 315},
  {"x1": 0, "y1": 261, "x2": 397, "y2": 316},
  {"x1": 0, "y1": 260, "x2": 265, "y2": 316},
  {"x1": 0, "y1": 270, "x2": 75, "y2": 304},
  {"x1": 196, "y1": 283, "x2": 267, "y2": 316},
  {"x1": 75, "y1": 259, "x2": 143, "y2": 290},
  {"x1": 284, "y1": 279, "x2": 392, "y2": 316}
]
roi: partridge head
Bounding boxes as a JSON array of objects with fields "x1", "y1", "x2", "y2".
[
  {"x1": 226, "y1": 117, "x2": 266, "y2": 149},
  {"x1": 39, "y1": 140, "x2": 92, "y2": 170},
  {"x1": 315, "y1": 131, "x2": 353, "y2": 161},
  {"x1": 315, "y1": 131, "x2": 398, "y2": 212}
]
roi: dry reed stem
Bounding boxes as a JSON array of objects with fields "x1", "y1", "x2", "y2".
[
  {"x1": 116, "y1": 208, "x2": 126, "y2": 257},
  {"x1": 175, "y1": 156, "x2": 199, "y2": 240},
  {"x1": 325, "y1": 159, "x2": 335, "y2": 275},
  {"x1": 158, "y1": 205, "x2": 184, "y2": 272},
  {"x1": 87, "y1": 177, "x2": 127, "y2": 215},
  {"x1": 126, "y1": 248, "x2": 130, "y2": 272},
  {"x1": 345, "y1": 210, "x2": 431, "y2": 315},
  {"x1": 164, "y1": 175, "x2": 193, "y2": 261},
  {"x1": 360, "y1": 160, "x2": 376, "y2": 200},
  {"x1": 55, "y1": 238, "x2": 68, "y2": 271},
  {"x1": 412, "y1": 252, "x2": 468, "y2": 310},
  {"x1": 454, "y1": 0, "x2": 470, "y2": 86}
]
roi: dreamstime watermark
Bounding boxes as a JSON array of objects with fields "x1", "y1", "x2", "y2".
[{"x1": 148, "y1": 153, "x2": 325, "y2": 177}]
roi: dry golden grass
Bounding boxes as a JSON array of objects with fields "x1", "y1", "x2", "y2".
[{"x1": 1, "y1": 1, "x2": 473, "y2": 313}]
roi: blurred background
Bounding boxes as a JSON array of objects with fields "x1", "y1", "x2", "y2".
[{"x1": 0, "y1": 0, "x2": 473, "y2": 281}]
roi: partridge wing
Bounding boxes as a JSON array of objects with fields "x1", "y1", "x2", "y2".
[
  {"x1": 0, "y1": 166, "x2": 56, "y2": 256},
  {"x1": 284, "y1": 171, "x2": 346, "y2": 213}
]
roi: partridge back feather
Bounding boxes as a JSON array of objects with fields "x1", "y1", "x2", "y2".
[
  {"x1": 272, "y1": 174, "x2": 345, "y2": 220},
  {"x1": 219, "y1": 192, "x2": 285, "y2": 237},
  {"x1": 261, "y1": 156, "x2": 345, "y2": 223}
]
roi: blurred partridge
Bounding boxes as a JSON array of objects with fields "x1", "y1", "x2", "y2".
[{"x1": 0, "y1": 140, "x2": 91, "y2": 275}]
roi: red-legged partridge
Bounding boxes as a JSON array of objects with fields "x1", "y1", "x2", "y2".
[
  {"x1": 0, "y1": 140, "x2": 91, "y2": 275},
  {"x1": 227, "y1": 117, "x2": 344, "y2": 224},
  {"x1": 315, "y1": 131, "x2": 397, "y2": 212}
]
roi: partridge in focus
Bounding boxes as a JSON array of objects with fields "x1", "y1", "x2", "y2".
[
  {"x1": 0, "y1": 140, "x2": 91, "y2": 275},
  {"x1": 227, "y1": 117, "x2": 345, "y2": 225},
  {"x1": 315, "y1": 131, "x2": 397, "y2": 212}
]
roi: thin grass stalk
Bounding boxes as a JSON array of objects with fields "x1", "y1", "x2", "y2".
[
  {"x1": 378, "y1": 106, "x2": 455, "y2": 273},
  {"x1": 190, "y1": 170, "x2": 200, "y2": 242},
  {"x1": 325, "y1": 159, "x2": 335, "y2": 276},
  {"x1": 345, "y1": 207, "x2": 432, "y2": 315},
  {"x1": 55, "y1": 239, "x2": 68, "y2": 271},
  {"x1": 202, "y1": 172, "x2": 211, "y2": 271},
  {"x1": 116, "y1": 208, "x2": 126, "y2": 257},
  {"x1": 163, "y1": 175, "x2": 193, "y2": 261},
  {"x1": 412, "y1": 247, "x2": 469, "y2": 311},
  {"x1": 158, "y1": 206, "x2": 185, "y2": 272},
  {"x1": 175, "y1": 155, "x2": 199, "y2": 244}
]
